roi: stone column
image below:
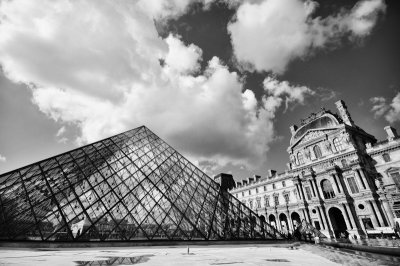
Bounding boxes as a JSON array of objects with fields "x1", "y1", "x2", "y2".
[
  {"x1": 287, "y1": 210, "x2": 293, "y2": 232},
  {"x1": 381, "y1": 199, "x2": 395, "y2": 227},
  {"x1": 343, "y1": 203, "x2": 356, "y2": 230},
  {"x1": 355, "y1": 169, "x2": 367, "y2": 190},
  {"x1": 371, "y1": 200, "x2": 386, "y2": 227},
  {"x1": 367, "y1": 200, "x2": 380, "y2": 228},
  {"x1": 322, "y1": 207, "x2": 335, "y2": 236},
  {"x1": 338, "y1": 205, "x2": 352, "y2": 230},
  {"x1": 315, "y1": 179, "x2": 326, "y2": 200},
  {"x1": 295, "y1": 184, "x2": 302, "y2": 200},
  {"x1": 359, "y1": 168, "x2": 371, "y2": 190},
  {"x1": 275, "y1": 209, "x2": 282, "y2": 231},
  {"x1": 329, "y1": 175, "x2": 339, "y2": 196},
  {"x1": 332, "y1": 173, "x2": 342, "y2": 194},
  {"x1": 301, "y1": 209, "x2": 309, "y2": 223},
  {"x1": 299, "y1": 181, "x2": 307, "y2": 201},
  {"x1": 309, "y1": 179, "x2": 316, "y2": 197},
  {"x1": 313, "y1": 179, "x2": 322, "y2": 199},
  {"x1": 316, "y1": 206, "x2": 326, "y2": 230}
]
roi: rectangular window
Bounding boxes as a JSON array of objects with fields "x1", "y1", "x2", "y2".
[
  {"x1": 249, "y1": 201, "x2": 253, "y2": 209},
  {"x1": 305, "y1": 186, "x2": 312, "y2": 200},
  {"x1": 264, "y1": 186, "x2": 266, "y2": 191},
  {"x1": 284, "y1": 194, "x2": 289, "y2": 204},
  {"x1": 347, "y1": 176, "x2": 359, "y2": 194},
  {"x1": 249, "y1": 190, "x2": 251, "y2": 195},
  {"x1": 256, "y1": 187, "x2": 258, "y2": 193},
  {"x1": 282, "y1": 181, "x2": 286, "y2": 187},
  {"x1": 272, "y1": 183, "x2": 276, "y2": 189},
  {"x1": 274, "y1": 195, "x2": 279, "y2": 206},
  {"x1": 242, "y1": 192, "x2": 244, "y2": 197}
]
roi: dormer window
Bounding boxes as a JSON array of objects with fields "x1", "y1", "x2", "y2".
[
  {"x1": 333, "y1": 138, "x2": 344, "y2": 152},
  {"x1": 313, "y1": 145, "x2": 322, "y2": 159},
  {"x1": 297, "y1": 152, "x2": 304, "y2": 164},
  {"x1": 383, "y1": 153, "x2": 391, "y2": 163}
]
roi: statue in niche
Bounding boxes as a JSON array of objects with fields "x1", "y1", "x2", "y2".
[
  {"x1": 342, "y1": 132, "x2": 352, "y2": 145},
  {"x1": 289, "y1": 154, "x2": 296, "y2": 165},
  {"x1": 324, "y1": 140, "x2": 332, "y2": 153},
  {"x1": 304, "y1": 148, "x2": 311, "y2": 160}
]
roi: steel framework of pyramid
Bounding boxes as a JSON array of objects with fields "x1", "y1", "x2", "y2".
[{"x1": 0, "y1": 126, "x2": 282, "y2": 241}]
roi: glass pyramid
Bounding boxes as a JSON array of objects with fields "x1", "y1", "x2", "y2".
[{"x1": 0, "y1": 126, "x2": 281, "y2": 241}]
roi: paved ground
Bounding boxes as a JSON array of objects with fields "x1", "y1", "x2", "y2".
[{"x1": 0, "y1": 244, "x2": 398, "y2": 266}]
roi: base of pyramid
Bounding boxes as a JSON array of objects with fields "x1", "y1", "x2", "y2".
[{"x1": 0, "y1": 239, "x2": 292, "y2": 248}]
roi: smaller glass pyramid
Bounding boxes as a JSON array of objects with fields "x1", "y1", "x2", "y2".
[{"x1": 0, "y1": 126, "x2": 282, "y2": 241}]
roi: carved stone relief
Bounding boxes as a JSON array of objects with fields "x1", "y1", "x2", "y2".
[{"x1": 297, "y1": 130, "x2": 326, "y2": 146}]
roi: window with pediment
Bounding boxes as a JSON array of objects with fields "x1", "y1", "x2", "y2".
[
  {"x1": 264, "y1": 196, "x2": 270, "y2": 207},
  {"x1": 283, "y1": 193, "x2": 290, "y2": 204},
  {"x1": 274, "y1": 195, "x2": 279, "y2": 206},
  {"x1": 313, "y1": 145, "x2": 322, "y2": 159},
  {"x1": 256, "y1": 197, "x2": 261, "y2": 208}
]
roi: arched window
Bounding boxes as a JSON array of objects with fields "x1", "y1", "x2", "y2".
[
  {"x1": 313, "y1": 145, "x2": 322, "y2": 159},
  {"x1": 333, "y1": 138, "x2": 344, "y2": 152},
  {"x1": 383, "y1": 153, "x2": 391, "y2": 163},
  {"x1": 321, "y1": 179, "x2": 335, "y2": 199},
  {"x1": 297, "y1": 152, "x2": 304, "y2": 164}
]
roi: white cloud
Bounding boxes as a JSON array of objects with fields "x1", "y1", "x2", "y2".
[
  {"x1": 263, "y1": 76, "x2": 315, "y2": 111},
  {"x1": 0, "y1": 0, "x2": 323, "y2": 175},
  {"x1": 371, "y1": 93, "x2": 400, "y2": 123},
  {"x1": 0, "y1": 0, "x2": 314, "y2": 173},
  {"x1": 165, "y1": 34, "x2": 202, "y2": 74},
  {"x1": 228, "y1": 0, "x2": 386, "y2": 73},
  {"x1": 0, "y1": 154, "x2": 6, "y2": 163}
]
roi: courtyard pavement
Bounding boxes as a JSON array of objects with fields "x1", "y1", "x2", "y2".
[{"x1": 0, "y1": 244, "x2": 398, "y2": 266}]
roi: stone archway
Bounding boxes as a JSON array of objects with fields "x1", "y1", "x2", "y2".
[
  {"x1": 279, "y1": 213, "x2": 288, "y2": 233},
  {"x1": 259, "y1": 215, "x2": 266, "y2": 223},
  {"x1": 291, "y1": 212, "x2": 301, "y2": 230},
  {"x1": 269, "y1": 214, "x2": 276, "y2": 229},
  {"x1": 328, "y1": 207, "x2": 347, "y2": 238}
]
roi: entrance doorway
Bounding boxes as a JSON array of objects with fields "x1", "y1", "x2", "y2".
[
  {"x1": 328, "y1": 207, "x2": 347, "y2": 238},
  {"x1": 291, "y1": 212, "x2": 301, "y2": 230},
  {"x1": 269, "y1": 214, "x2": 276, "y2": 229},
  {"x1": 279, "y1": 213, "x2": 289, "y2": 233}
]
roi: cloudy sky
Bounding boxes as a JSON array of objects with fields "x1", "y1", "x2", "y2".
[{"x1": 0, "y1": 0, "x2": 399, "y2": 180}]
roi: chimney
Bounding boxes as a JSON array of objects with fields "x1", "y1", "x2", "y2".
[
  {"x1": 384, "y1": 126, "x2": 398, "y2": 142},
  {"x1": 267, "y1": 169, "x2": 277, "y2": 178},
  {"x1": 289, "y1": 125, "x2": 298, "y2": 136},
  {"x1": 248, "y1": 176, "x2": 254, "y2": 184},
  {"x1": 213, "y1": 173, "x2": 236, "y2": 191},
  {"x1": 254, "y1": 175, "x2": 261, "y2": 182},
  {"x1": 335, "y1": 100, "x2": 355, "y2": 126}
]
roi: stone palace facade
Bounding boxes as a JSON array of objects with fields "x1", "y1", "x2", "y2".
[{"x1": 230, "y1": 100, "x2": 400, "y2": 239}]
